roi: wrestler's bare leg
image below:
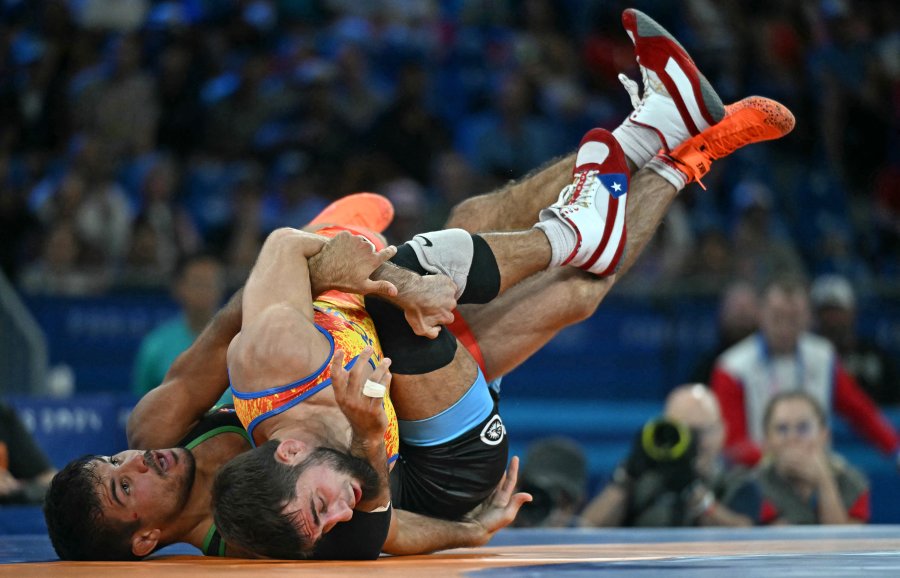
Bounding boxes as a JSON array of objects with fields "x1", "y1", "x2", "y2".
[
  {"x1": 457, "y1": 269, "x2": 611, "y2": 381},
  {"x1": 446, "y1": 155, "x2": 641, "y2": 234},
  {"x1": 458, "y1": 169, "x2": 676, "y2": 380},
  {"x1": 388, "y1": 131, "x2": 648, "y2": 420}
]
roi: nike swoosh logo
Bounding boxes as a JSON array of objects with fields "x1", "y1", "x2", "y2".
[{"x1": 417, "y1": 235, "x2": 433, "y2": 247}]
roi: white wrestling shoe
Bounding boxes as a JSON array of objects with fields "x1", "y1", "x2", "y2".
[
  {"x1": 613, "y1": 9, "x2": 725, "y2": 164},
  {"x1": 535, "y1": 128, "x2": 629, "y2": 277}
]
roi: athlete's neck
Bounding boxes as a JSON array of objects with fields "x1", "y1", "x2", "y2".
[
  {"x1": 255, "y1": 404, "x2": 351, "y2": 451},
  {"x1": 174, "y1": 434, "x2": 248, "y2": 550}
]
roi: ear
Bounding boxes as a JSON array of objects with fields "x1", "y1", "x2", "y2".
[
  {"x1": 275, "y1": 439, "x2": 309, "y2": 465},
  {"x1": 131, "y1": 528, "x2": 161, "y2": 558}
]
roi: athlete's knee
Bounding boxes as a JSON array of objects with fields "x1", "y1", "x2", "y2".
[
  {"x1": 366, "y1": 296, "x2": 458, "y2": 374},
  {"x1": 399, "y1": 229, "x2": 500, "y2": 304}
]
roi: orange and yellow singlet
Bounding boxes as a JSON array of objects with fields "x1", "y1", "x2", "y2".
[{"x1": 232, "y1": 291, "x2": 400, "y2": 464}]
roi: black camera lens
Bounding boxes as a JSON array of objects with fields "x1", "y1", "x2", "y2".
[{"x1": 641, "y1": 418, "x2": 692, "y2": 462}]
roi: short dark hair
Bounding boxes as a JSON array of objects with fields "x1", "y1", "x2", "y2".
[
  {"x1": 763, "y1": 274, "x2": 808, "y2": 300},
  {"x1": 43, "y1": 456, "x2": 141, "y2": 561},
  {"x1": 212, "y1": 440, "x2": 314, "y2": 559},
  {"x1": 763, "y1": 391, "x2": 828, "y2": 431}
]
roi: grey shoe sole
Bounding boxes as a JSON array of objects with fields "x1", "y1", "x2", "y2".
[{"x1": 629, "y1": 9, "x2": 726, "y2": 124}]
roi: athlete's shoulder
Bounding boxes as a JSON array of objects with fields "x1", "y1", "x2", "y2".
[{"x1": 178, "y1": 405, "x2": 249, "y2": 448}]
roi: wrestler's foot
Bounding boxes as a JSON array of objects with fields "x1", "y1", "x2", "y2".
[
  {"x1": 308, "y1": 192, "x2": 394, "y2": 233},
  {"x1": 613, "y1": 9, "x2": 725, "y2": 166},
  {"x1": 535, "y1": 128, "x2": 629, "y2": 277},
  {"x1": 654, "y1": 96, "x2": 795, "y2": 186}
]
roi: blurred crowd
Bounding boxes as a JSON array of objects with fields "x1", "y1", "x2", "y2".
[
  {"x1": 0, "y1": 0, "x2": 898, "y2": 296},
  {"x1": 2, "y1": 0, "x2": 898, "y2": 526}
]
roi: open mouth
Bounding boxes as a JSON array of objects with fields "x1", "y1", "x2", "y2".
[{"x1": 147, "y1": 450, "x2": 168, "y2": 475}]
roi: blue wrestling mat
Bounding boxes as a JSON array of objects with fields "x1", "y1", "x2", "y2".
[{"x1": 3, "y1": 523, "x2": 900, "y2": 577}]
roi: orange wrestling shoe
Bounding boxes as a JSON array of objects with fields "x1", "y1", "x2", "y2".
[
  {"x1": 662, "y1": 96, "x2": 795, "y2": 185},
  {"x1": 308, "y1": 192, "x2": 395, "y2": 233}
]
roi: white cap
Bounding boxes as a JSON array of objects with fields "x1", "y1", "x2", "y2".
[{"x1": 810, "y1": 274, "x2": 855, "y2": 309}]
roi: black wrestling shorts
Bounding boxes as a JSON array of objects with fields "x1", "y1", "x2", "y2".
[{"x1": 389, "y1": 400, "x2": 509, "y2": 521}]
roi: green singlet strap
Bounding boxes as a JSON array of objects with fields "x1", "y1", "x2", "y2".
[
  {"x1": 201, "y1": 523, "x2": 227, "y2": 557},
  {"x1": 184, "y1": 425, "x2": 249, "y2": 450}
]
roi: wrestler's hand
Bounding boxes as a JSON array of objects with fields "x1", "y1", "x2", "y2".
[
  {"x1": 369, "y1": 263, "x2": 458, "y2": 338},
  {"x1": 308, "y1": 232, "x2": 399, "y2": 298},
  {"x1": 401, "y1": 275, "x2": 458, "y2": 339},
  {"x1": 464, "y1": 456, "x2": 532, "y2": 546},
  {"x1": 330, "y1": 346, "x2": 391, "y2": 444},
  {"x1": 331, "y1": 346, "x2": 393, "y2": 510}
]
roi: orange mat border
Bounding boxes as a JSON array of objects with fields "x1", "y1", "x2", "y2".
[{"x1": 4, "y1": 537, "x2": 900, "y2": 578}]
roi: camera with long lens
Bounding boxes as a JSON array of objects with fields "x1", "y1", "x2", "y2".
[
  {"x1": 641, "y1": 418, "x2": 693, "y2": 462},
  {"x1": 514, "y1": 481, "x2": 554, "y2": 527},
  {"x1": 624, "y1": 417, "x2": 698, "y2": 492}
]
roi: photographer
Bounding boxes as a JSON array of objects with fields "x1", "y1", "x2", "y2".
[
  {"x1": 580, "y1": 385, "x2": 761, "y2": 527},
  {"x1": 513, "y1": 437, "x2": 588, "y2": 528}
]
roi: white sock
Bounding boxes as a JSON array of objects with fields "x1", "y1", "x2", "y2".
[
  {"x1": 612, "y1": 122, "x2": 662, "y2": 169},
  {"x1": 534, "y1": 219, "x2": 577, "y2": 267},
  {"x1": 646, "y1": 155, "x2": 688, "y2": 191}
]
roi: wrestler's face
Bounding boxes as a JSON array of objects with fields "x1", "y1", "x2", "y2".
[
  {"x1": 281, "y1": 447, "x2": 379, "y2": 544},
  {"x1": 93, "y1": 448, "x2": 196, "y2": 529}
]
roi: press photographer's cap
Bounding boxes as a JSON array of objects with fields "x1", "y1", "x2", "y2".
[{"x1": 521, "y1": 436, "x2": 587, "y2": 500}]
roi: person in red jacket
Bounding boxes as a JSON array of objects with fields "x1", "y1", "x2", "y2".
[{"x1": 710, "y1": 276, "x2": 900, "y2": 467}]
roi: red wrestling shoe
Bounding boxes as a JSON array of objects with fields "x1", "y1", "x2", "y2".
[
  {"x1": 619, "y1": 9, "x2": 725, "y2": 150},
  {"x1": 536, "y1": 129, "x2": 629, "y2": 277}
]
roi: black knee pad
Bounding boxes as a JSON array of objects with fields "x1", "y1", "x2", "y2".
[
  {"x1": 460, "y1": 234, "x2": 500, "y2": 304},
  {"x1": 392, "y1": 235, "x2": 500, "y2": 305},
  {"x1": 365, "y1": 296, "x2": 458, "y2": 375}
]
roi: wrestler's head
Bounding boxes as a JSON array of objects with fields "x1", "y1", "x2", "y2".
[
  {"x1": 44, "y1": 448, "x2": 196, "y2": 560},
  {"x1": 212, "y1": 439, "x2": 379, "y2": 559}
]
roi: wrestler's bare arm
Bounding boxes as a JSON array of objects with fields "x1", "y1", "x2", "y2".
[
  {"x1": 228, "y1": 229, "x2": 349, "y2": 398},
  {"x1": 127, "y1": 230, "x2": 400, "y2": 448},
  {"x1": 127, "y1": 287, "x2": 244, "y2": 449},
  {"x1": 371, "y1": 261, "x2": 458, "y2": 338},
  {"x1": 382, "y1": 457, "x2": 531, "y2": 555}
]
